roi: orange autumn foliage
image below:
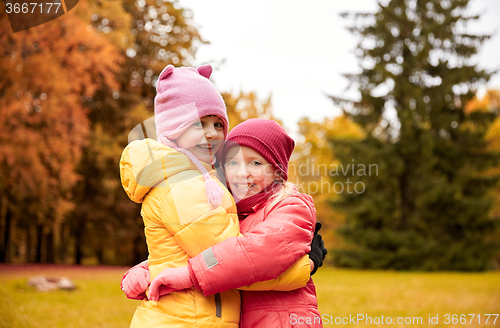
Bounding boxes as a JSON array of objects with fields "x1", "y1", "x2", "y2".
[{"x1": 0, "y1": 11, "x2": 122, "y2": 221}]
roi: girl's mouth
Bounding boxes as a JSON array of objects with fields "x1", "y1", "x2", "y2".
[
  {"x1": 196, "y1": 144, "x2": 215, "y2": 150},
  {"x1": 234, "y1": 183, "x2": 255, "y2": 190}
]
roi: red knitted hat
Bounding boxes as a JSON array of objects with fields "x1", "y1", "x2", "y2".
[{"x1": 224, "y1": 119, "x2": 295, "y2": 180}]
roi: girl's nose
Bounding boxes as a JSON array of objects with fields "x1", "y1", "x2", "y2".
[
  {"x1": 204, "y1": 124, "x2": 217, "y2": 139},
  {"x1": 236, "y1": 164, "x2": 249, "y2": 177}
]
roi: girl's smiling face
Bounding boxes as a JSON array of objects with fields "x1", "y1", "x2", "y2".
[
  {"x1": 175, "y1": 115, "x2": 225, "y2": 163},
  {"x1": 223, "y1": 146, "x2": 277, "y2": 199}
]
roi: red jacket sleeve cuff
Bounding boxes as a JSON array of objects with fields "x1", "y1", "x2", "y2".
[{"x1": 188, "y1": 263, "x2": 201, "y2": 290}]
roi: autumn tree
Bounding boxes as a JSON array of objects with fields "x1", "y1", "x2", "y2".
[
  {"x1": 68, "y1": 0, "x2": 204, "y2": 265},
  {"x1": 0, "y1": 8, "x2": 122, "y2": 263},
  {"x1": 290, "y1": 116, "x2": 365, "y2": 253},
  {"x1": 466, "y1": 90, "x2": 500, "y2": 263},
  {"x1": 222, "y1": 91, "x2": 276, "y2": 130},
  {"x1": 330, "y1": 0, "x2": 499, "y2": 270}
]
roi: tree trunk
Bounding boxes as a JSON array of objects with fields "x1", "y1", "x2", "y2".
[
  {"x1": 0, "y1": 199, "x2": 4, "y2": 263},
  {"x1": 0, "y1": 208, "x2": 12, "y2": 263},
  {"x1": 59, "y1": 223, "x2": 68, "y2": 264},
  {"x1": 46, "y1": 229, "x2": 55, "y2": 263},
  {"x1": 96, "y1": 243, "x2": 104, "y2": 265},
  {"x1": 35, "y1": 224, "x2": 44, "y2": 263},
  {"x1": 74, "y1": 216, "x2": 85, "y2": 265},
  {"x1": 25, "y1": 227, "x2": 32, "y2": 262}
]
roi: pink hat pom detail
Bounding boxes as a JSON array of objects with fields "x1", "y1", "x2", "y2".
[
  {"x1": 203, "y1": 173, "x2": 224, "y2": 206},
  {"x1": 196, "y1": 65, "x2": 213, "y2": 79}
]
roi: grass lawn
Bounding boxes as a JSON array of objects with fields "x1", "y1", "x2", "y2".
[
  {"x1": 0, "y1": 264, "x2": 138, "y2": 328},
  {"x1": 0, "y1": 264, "x2": 499, "y2": 327},
  {"x1": 314, "y1": 268, "x2": 500, "y2": 327}
]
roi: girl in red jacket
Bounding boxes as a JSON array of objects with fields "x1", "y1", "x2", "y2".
[{"x1": 125, "y1": 119, "x2": 326, "y2": 328}]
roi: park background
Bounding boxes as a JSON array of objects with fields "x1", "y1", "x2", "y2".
[{"x1": 1, "y1": 0, "x2": 500, "y2": 327}]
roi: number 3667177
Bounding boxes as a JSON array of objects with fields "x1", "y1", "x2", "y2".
[{"x1": 5, "y1": 2, "x2": 62, "y2": 14}]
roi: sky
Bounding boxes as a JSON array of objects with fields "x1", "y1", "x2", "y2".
[{"x1": 179, "y1": 0, "x2": 500, "y2": 134}]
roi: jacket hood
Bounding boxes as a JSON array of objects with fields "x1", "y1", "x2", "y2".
[{"x1": 119, "y1": 138, "x2": 210, "y2": 203}]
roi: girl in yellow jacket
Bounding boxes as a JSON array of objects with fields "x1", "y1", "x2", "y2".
[{"x1": 120, "y1": 65, "x2": 311, "y2": 328}]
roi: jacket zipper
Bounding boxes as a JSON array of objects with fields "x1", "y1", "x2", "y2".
[{"x1": 214, "y1": 293, "x2": 221, "y2": 318}]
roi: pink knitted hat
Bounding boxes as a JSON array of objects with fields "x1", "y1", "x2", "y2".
[
  {"x1": 154, "y1": 64, "x2": 229, "y2": 147},
  {"x1": 154, "y1": 64, "x2": 228, "y2": 206},
  {"x1": 222, "y1": 119, "x2": 295, "y2": 180}
]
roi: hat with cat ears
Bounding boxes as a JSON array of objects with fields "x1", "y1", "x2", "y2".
[
  {"x1": 156, "y1": 64, "x2": 213, "y2": 91},
  {"x1": 154, "y1": 64, "x2": 228, "y2": 147}
]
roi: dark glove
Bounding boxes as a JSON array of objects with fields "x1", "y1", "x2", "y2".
[{"x1": 308, "y1": 222, "x2": 328, "y2": 276}]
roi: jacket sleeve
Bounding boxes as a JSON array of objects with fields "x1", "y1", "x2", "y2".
[
  {"x1": 237, "y1": 254, "x2": 311, "y2": 291},
  {"x1": 188, "y1": 196, "x2": 316, "y2": 296}
]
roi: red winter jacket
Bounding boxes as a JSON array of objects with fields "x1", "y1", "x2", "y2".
[{"x1": 189, "y1": 187, "x2": 323, "y2": 328}]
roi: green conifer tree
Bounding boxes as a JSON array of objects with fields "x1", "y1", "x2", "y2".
[{"x1": 330, "y1": 0, "x2": 499, "y2": 270}]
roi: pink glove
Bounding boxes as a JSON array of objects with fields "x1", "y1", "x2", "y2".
[
  {"x1": 149, "y1": 266, "x2": 193, "y2": 301},
  {"x1": 121, "y1": 260, "x2": 150, "y2": 300}
]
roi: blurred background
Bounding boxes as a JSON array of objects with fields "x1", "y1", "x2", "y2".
[
  {"x1": 2, "y1": 0, "x2": 500, "y2": 327},
  {"x1": 1, "y1": 0, "x2": 500, "y2": 270}
]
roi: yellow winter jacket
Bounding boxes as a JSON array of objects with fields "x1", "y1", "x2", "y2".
[{"x1": 120, "y1": 139, "x2": 310, "y2": 328}]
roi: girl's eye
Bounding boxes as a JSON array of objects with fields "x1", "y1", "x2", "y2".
[
  {"x1": 193, "y1": 121, "x2": 202, "y2": 128},
  {"x1": 215, "y1": 122, "x2": 224, "y2": 130},
  {"x1": 251, "y1": 161, "x2": 262, "y2": 166},
  {"x1": 225, "y1": 161, "x2": 237, "y2": 166}
]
